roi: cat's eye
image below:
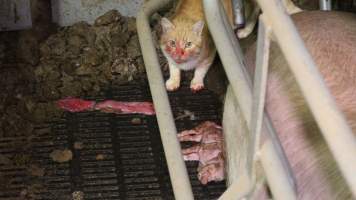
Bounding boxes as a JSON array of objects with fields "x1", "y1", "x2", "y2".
[
  {"x1": 185, "y1": 42, "x2": 192, "y2": 48},
  {"x1": 169, "y1": 40, "x2": 176, "y2": 47}
]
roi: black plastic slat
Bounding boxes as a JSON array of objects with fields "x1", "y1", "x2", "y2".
[{"x1": 0, "y1": 81, "x2": 225, "y2": 199}]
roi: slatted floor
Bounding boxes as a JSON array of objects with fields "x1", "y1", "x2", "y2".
[{"x1": 0, "y1": 81, "x2": 226, "y2": 200}]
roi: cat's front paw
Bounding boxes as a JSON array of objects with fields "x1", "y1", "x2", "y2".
[
  {"x1": 166, "y1": 78, "x2": 180, "y2": 91},
  {"x1": 237, "y1": 26, "x2": 254, "y2": 39},
  {"x1": 190, "y1": 80, "x2": 204, "y2": 92}
]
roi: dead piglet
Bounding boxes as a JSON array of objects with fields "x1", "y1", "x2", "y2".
[
  {"x1": 178, "y1": 121, "x2": 226, "y2": 184},
  {"x1": 181, "y1": 142, "x2": 223, "y2": 165},
  {"x1": 177, "y1": 121, "x2": 223, "y2": 143}
]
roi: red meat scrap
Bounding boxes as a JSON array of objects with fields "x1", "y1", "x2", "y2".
[
  {"x1": 94, "y1": 100, "x2": 155, "y2": 115},
  {"x1": 57, "y1": 98, "x2": 156, "y2": 115},
  {"x1": 56, "y1": 97, "x2": 96, "y2": 112}
]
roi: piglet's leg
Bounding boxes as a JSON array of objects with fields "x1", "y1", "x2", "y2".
[
  {"x1": 177, "y1": 130, "x2": 202, "y2": 142},
  {"x1": 181, "y1": 145, "x2": 201, "y2": 161},
  {"x1": 166, "y1": 62, "x2": 181, "y2": 91},
  {"x1": 197, "y1": 162, "x2": 225, "y2": 185}
]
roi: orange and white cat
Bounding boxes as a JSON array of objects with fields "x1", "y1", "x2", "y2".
[{"x1": 160, "y1": 0, "x2": 233, "y2": 92}]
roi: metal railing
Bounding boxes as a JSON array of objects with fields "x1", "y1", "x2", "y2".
[
  {"x1": 203, "y1": 1, "x2": 297, "y2": 199},
  {"x1": 136, "y1": 0, "x2": 194, "y2": 199},
  {"x1": 204, "y1": 0, "x2": 356, "y2": 199},
  {"x1": 136, "y1": 0, "x2": 356, "y2": 199}
]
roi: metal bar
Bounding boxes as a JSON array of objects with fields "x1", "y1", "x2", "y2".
[
  {"x1": 218, "y1": 177, "x2": 252, "y2": 200},
  {"x1": 204, "y1": 0, "x2": 253, "y2": 125},
  {"x1": 256, "y1": 0, "x2": 356, "y2": 196},
  {"x1": 320, "y1": 0, "x2": 332, "y2": 10},
  {"x1": 248, "y1": 16, "x2": 270, "y2": 173},
  {"x1": 251, "y1": 18, "x2": 297, "y2": 192},
  {"x1": 203, "y1": 0, "x2": 297, "y2": 197},
  {"x1": 136, "y1": 1, "x2": 194, "y2": 199},
  {"x1": 232, "y1": 0, "x2": 246, "y2": 28},
  {"x1": 222, "y1": 85, "x2": 253, "y2": 189},
  {"x1": 260, "y1": 140, "x2": 297, "y2": 200}
]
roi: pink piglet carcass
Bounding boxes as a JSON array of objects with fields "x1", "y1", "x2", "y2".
[
  {"x1": 177, "y1": 121, "x2": 223, "y2": 144},
  {"x1": 178, "y1": 121, "x2": 226, "y2": 185},
  {"x1": 181, "y1": 142, "x2": 223, "y2": 165}
]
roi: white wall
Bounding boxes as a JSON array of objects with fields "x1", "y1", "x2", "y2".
[
  {"x1": 51, "y1": 0, "x2": 144, "y2": 26},
  {"x1": 0, "y1": 0, "x2": 32, "y2": 31}
]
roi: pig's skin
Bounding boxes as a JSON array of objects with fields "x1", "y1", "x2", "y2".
[{"x1": 245, "y1": 11, "x2": 356, "y2": 199}]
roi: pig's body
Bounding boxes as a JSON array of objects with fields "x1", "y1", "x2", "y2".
[{"x1": 246, "y1": 11, "x2": 356, "y2": 199}]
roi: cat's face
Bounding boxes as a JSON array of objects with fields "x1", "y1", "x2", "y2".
[{"x1": 160, "y1": 18, "x2": 205, "y2": 64}]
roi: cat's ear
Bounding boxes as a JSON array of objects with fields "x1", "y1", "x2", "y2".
[
  {"x1": 192, "y1": 20, "x2": 205, "y2": 36},
  {"x1": 161, "y1": 17, "x2": 175, "y2": 33}
]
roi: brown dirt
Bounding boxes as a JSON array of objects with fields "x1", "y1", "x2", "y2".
[
  {"x1": 0, "y1": 9, "x2": 150, "y2": 140},
  {"x1": 96, "y1": 154, "x2": 105, "y2": 160},
  {"x1": 28, "y1": 164, "x2": 45, "y2": 177},
  {"x1": 50, "y1": 149, "x2": 73, "y2": 163},
  {"x1": 72, "y1": 191, "x2": 84, "y2": 200},
  {"x1": 0, "y1": 154, "x2": 12, "y2": 165},
  {"x1": 131, "y1": 117, "x2": 142, "y2": 125},
  {"x1": 35, "y1": 10, "x2": 145, "y2": 100},
  {"x1": 74, "y1": 141, "x2": 84, "y2": 150}
]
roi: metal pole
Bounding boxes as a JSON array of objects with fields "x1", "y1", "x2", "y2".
[
  {"x1": 320, "y1": 0, "x2": 332, "y2": 10},
  {"x1": 249, "y1": 15, "x2": 270, "y2": 174},
  {"x1": 203, "y1": 0, "x2": 296, "y2": 198},
  {"x1": 136, "y1": 0, "x2": 194, "y2": 199},
  {"x1": 218, "y1": 176, "x2": 252, "y2": 200},
  {"x1": 260, "y1": 141, "x2": 297, "y2": 200},
  {"x1": 256, "y1": 0, "x2": 356, "y2": 196},
  {"x1": 232, "y1": 0, "x2": 246, "y2": 28}
]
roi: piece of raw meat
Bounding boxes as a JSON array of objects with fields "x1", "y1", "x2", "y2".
[
  {"x1": 57, "y1": 97, "x2": 95, "y2": 112},
  {"x1": 57, "y1": 98, "x2": 156, "y2": 115},
  {"x1": 177, "y1": 121, "x2": 222, "y2": 144},
  {"x1": 94, "y1": 100, "x2": 155, "y2": 115}
]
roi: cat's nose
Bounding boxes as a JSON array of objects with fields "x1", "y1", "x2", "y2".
[{"x1": 175, "y1": 47, "x2": 184, "y2": 56}]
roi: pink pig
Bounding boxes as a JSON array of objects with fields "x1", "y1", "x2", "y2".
[{"x1": 245, "y1": 11, "x2": 356, "y2": 199}]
